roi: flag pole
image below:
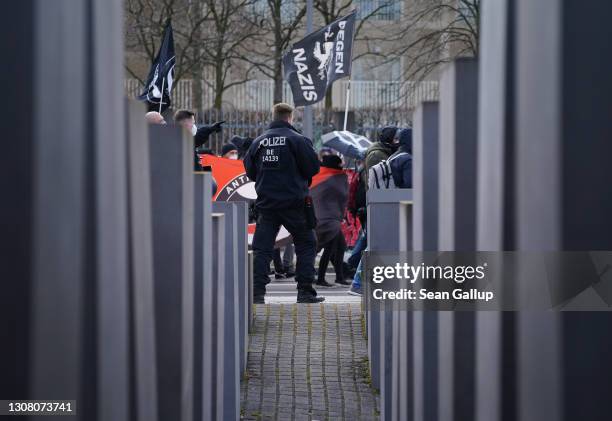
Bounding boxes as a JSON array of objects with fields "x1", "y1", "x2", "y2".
[
  {"x1": 303, "y1": 0, "x2": 314, "y2": 140},
  {"x1": 158, "y1": 76, "x2": 165, "y2": 114},
  {"x1": 343, "y1": 9, "x2": 357, "y2": 132},
  {"x1": 343, "y1": 78, "x2": 351, "y2": 131}
]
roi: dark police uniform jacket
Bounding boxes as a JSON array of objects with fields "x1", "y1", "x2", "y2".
[{"x1": 244, "y1": 120, "x2": 320, "y2": 210}]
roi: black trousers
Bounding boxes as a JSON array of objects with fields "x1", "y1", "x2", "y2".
[
  {"x1": 252, "y1": 208, "x2": 317, "y2": 296},
  {"x1": 317, "y1": 231, "x2": 346, "y2": 283}
]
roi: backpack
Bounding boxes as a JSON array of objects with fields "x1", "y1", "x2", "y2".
[
  {"x1": 367, "y1": 152, "x2": 408, "y2": 189},
  {"x1": 346, "y1": 170, "x2": 361, "y2": 214}
]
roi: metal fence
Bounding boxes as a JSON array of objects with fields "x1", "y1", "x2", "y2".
[
  {"x1": 125, "y1": 78, "x2": 435, "y2": 153},
  {"x1": 198, "y1": 107, "x2": 414, "y2": 153},
  {"x1": 125, "y1": 79, "x2": 439, "y2": 112}
]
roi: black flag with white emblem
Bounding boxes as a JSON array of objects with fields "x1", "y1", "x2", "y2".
[
  {"x1": 283, "y1": 11, "x2": 356, "y2": 107},
  {"x1": 138, "y1": 20, "x2": 176, "y2": 112}
]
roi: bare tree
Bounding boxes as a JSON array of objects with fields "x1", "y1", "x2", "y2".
[
  {"x1": 368, "y1": 0, "x2": 480, "y2": 86},
  {"x1": 200, "y1": 0, "x2": 261, "y2": 109},
  {"x1": 125, "y1": 0, "x2": 219, "y2": 114},
  {"x1": 244, "y1": 0, "x2": 307, "y2": 104},
  {"x1": 125, "y1": 0, "x2": 212, "y2": 83},
  {"x1": 313, "y1": 0, "x2": 398, "y2": 120},
  {"x1": 125, "y1": 0, "x2": 260, "y2": 112}
]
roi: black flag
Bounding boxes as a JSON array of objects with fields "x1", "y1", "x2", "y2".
[
  {"x1": 138, "y1": 20, "x2": 176, "y2": 112},
  {"x1": 283, "y1": 11, "x2": 356, "y2": 107}
]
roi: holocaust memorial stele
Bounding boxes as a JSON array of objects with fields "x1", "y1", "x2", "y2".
[{"x1": 3, "y1": 1, "x2": 612, "y2": 421}]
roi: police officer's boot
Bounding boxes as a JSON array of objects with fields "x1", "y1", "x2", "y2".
[{"x1": 297, "y1": 287, "x2": 325, "y2": 304}]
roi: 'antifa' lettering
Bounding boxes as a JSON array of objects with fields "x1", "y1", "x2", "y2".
[
  {"x1": 223, "y1": 174, "x2": 250, "y2": 196},
  {"x1": 292, "y1": 48, "x2": 318, "y2": 102}
]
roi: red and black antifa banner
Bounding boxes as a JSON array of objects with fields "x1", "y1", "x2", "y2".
[
  {"x1": 283, "y1": 11, "x2": 356, "y2": 106},
  {"x1": 201, "y1": 155, "x2": 292, "y2": 247}
]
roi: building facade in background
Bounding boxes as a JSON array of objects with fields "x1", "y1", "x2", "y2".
[{"x1": 124, "y1": 0, "x2": 477, "y2": 146}]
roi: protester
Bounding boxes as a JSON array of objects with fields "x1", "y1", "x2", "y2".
[
  {"x1": 193, "y1": 120, "x2": 224, "y2": 151},
  {"x1": 345, "y1": 159, "x2": 367, "y2": 278},
  {"x1": 271, "y1": 249, "x2": 285, "y2": 278},
  {"x1": 282, "y1": 244, "x2": 295, "y2": 275},
  {"x1": 174, "y1": 109, "x2": 197, "y2": 135},
  {"x1": 270, "y1": 244, "x2": 296, "y2": 279},
  {"x1": 347, "y1": 159, "x2": 367, "y2": 227},
  {"x1": 390, "y1": 128, "x2": 413, "y2": 188},
  {"x1": 364, "y1": 126, "x2": 399, "y2": 186},
  {"x1": 311, "y1": 155, "x2": 350, "y2": 286},
  {"x1": 348, "y1": 126, "x2": 398, "y2": 296},
  {"x1": 220, "y1": 143, "x2": 239, "y2": 160},
  {"x1": 173, "y1": 109, "x2": 224, "y2": 170},
  {"x1": 145, "y1": 111, "x2": 166, "y2": 125},
  {"x1": 244, "y1": 103, "x2": 322, "y2": 304}
]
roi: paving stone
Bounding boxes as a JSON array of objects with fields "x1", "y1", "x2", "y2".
[{"x1": 240, "y1": 303, "x2": 379, "y2": 420}]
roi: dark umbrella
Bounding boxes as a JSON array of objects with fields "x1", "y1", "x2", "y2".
[{"x1": 321, "y1": 131, "x2": 372, "y2": 159}]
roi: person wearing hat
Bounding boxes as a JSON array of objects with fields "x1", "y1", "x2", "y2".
[
  {"x1": 363, "y1": 125, "x2": 399, "y2": 187},
  {"x1": 220, "y1": 143, "x2": 239, "y2": 160},
  {"x1": 389, "y1": 128, "x2": 413, "y2": 188}
]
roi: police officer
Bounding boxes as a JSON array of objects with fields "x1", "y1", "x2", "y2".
[{"x1": 244, "y1": 103, "x2": 323, "y2": 304}]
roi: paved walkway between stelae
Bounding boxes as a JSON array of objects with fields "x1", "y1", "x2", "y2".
[{"x1": 241, "y1": 303, "x2": 379, "y2": 420}]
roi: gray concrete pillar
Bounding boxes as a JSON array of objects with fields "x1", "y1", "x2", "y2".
[
  {"x1": 90, "y1": 3, "x2": 130, "y2": 418},
  {"x1": 366, "y1": 189, "x2": 412, "y2": 416},
  {"x1": 149, "y1": 125, "x2": 194, "y2": 421},
  {"x1": 1, "y1": 2, "x2": 130, "y2": 421},
  {"x1": 420, "y1": 312, "x2": 439, "y2": 421},
  {"x1": 477, "y1": 0, "x2": 516, "y2": 252},
  {"x1": 391, "y1": 202, "x2": 414, "y2": 421},
  {"x1": 233, "y1": 201, "x2": 249, "y2": 375},
  {"x1": 438, "y1": 312, "x2": 476, "y2": 421},
  {"x1": 193, "y1": 172, "x2": 213, "y2": 421},
  {"x1": 438, "y1": 58, "x2": 479, "y2": 252},
  {"x1": 126, "y1": 100, "x2": 158, "y2": 421},
  {"x1": 515, "y1": 2, "x2": 612, "y2": 249},
  {"x1": 212, "y1": 202, "x2": 241, "y2": 421},
  {"x1": 411, "y1": 102, "x2": 441, "y2": 421},
  {"x1": 437, "y1": 57, "x2": 479, "y2": 421},
  {"x1": 475, "y1": 2, "x2": 517, "y2": 421},
  {"x1": 413, "y1": 101, "x2": 440, "y2": 252},
  {"x1": 248, "y1": 251, "x2": 255, "y2": 333},
  {"x1": 411, "y1": 311, "x2": 433, "y2": 421},
  {"x1": 205, "y1": 214, "x2": 226, "y2": 421},
  {"x1": 515, "y1": 1, "x2": 612, "y2": 420},
  {"x1": 0, "y1": 0, "x2": 41, "y2": 404}
]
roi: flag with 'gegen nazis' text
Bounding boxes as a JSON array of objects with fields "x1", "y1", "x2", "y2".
[{"x1": 283, "y1": 11, "x2": 356, "y2": 107}]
